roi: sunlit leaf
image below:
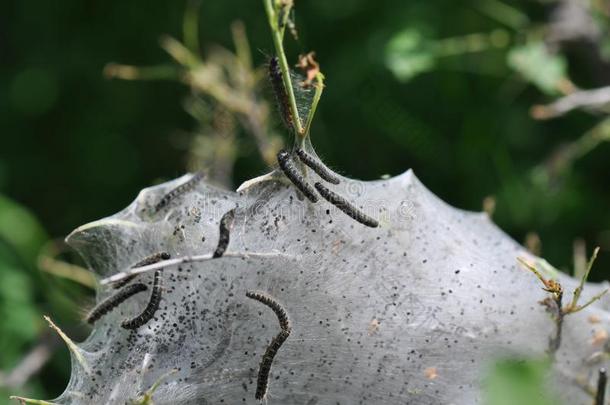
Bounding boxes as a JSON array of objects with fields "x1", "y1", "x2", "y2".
[
  {"x1": 507, "y1": 42, "x2": 567, "y2": 95},
  {"x1": 385, "y1": 29, "x2": 436, "y2": 82},
  {"x1": 0, "y1": 265, "x2": 40, "y2": 366},
  {"x1": 0, "y1": 194, "x2": 47, "y2": 264}
]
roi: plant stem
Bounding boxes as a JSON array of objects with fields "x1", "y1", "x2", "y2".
[
  {"x1": 231, "y1": 21, "x2": 253, "y2": 71},
  {"x1": 160, "y1": 35, "x2": 201, "y2": 69},
  {"x1": 303, "y1": 73, "x2": 325, "y2": 140},
  {"x1": 263, "y1": 0, "x2": 304, "y2": 136},
  {"x1": 44, "y1": 316, "x2": 91, "y2": 375},
  {"x1": 9, "y1": 396, "x2": 58, "y2": 405},
  {"x1": 104, "y1": 64, "x2": 179, "y2": 81},
  {"x1": 434, "y1": 30, "x2": 509, "y2": 57},
  {"x1": 474, "y1": 0, "x2": 529, "y2": 30},
  {"x1": 569, "y1": 247, "x2": 600, "y2": 310},
  {"x1": 183, "y1": 0, "x2": 201, "y2": 54},
  {"x1": 135, "y1": 370, "x2": 178, "y2": 404}
]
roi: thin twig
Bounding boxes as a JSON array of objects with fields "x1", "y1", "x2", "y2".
[
  {"x1": 518, "y1": 257, "x2": 564, "y2": 355},
  {"x1": 568, "y1": 247, "x2": 600, "y2": 311},
  {"x1": 519, "y1": 250, "x2": 608, "y2": 356},
  {"x1": 571, "y1": 289, "x2": 609, "y2": 312},
  {"x1": 132, "y1": 369, "x2": 178, "y2": 404},
  {"x1": 183, "y1": 0, "x2": 201, "y2": 54},
  {"x1": 43, "y1": 316, "x2": 91, "y2": 375},
  {"x1": 104, "y1": 64, "x2": 179, "y2": 81},
  {"x1": 9, "y1": 396, "x2": 58, "y2": 405},
  {"x1": 536, "y1": 117, "x2": 610, "y2": 181},
  {"x1": 37, "y1": 241, "x2": 96, "y2": 289},
  {"x1": 100, "y1": 251, "x2": 296, "y2": 285},
  {"x1": 231, "y1": 21, "x2": 253, "y2": 71},
  {"x1": 160, "y1": 35, "x2": 201, "y2": 68},
  {"x1": 303, "y1": 73, "x2": 325, "y2": 138},
  {"x1": 532, "y1": 86, "x2": 610, "y2": 120}
]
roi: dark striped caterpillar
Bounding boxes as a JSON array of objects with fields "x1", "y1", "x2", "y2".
[
  {"x1": 86, "y1": 283, "x2": 148, "y2": 325},
  {"x1": 154, "y1": 172, "x2": 204, "y2": 213},
  {"x1": 269, "y1": 56, "x2": 294, "y2": 132},
  {"x1": 121, "y1": 270, "x2": 163, "y2": 330},
  {"x1": 246, "y1": 291, "x2": 290, "y2": 331},
  {"x1": 596, "y1": 368, "x2": 607, "y2": 405},
  {"x1": 112, "y1": 252, "x2": 171, "y2": 289},
  {"x1": 246, "y1": 291, "x2": 291, "y2": 400},
  {"x1": 314, "y1": 182, "x2": 379, "y2": 228},
  {"x1": 277, "y1": 149, "x2": 318, "y2": 202},
  {"x1": 213, "y1": 209, "x2": 235, "y2": 258},
  {"x1": 295, "y1": 148, "x2": 340, "y2": 185}
]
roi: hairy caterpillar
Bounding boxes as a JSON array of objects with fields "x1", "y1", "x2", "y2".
[
  {"x1": 295, "y1": 148, "x2": 340, "y2": 185},
  {"x1": 86, "y1": 283, "x2": 148, "y2": 325},
  {"x1": 314, "y1": 182, "x2": 378, "y2": 228},
  {"x1": 255, "y1": 329, "x2": 290, "y2": 400},
  {"x1": 213, "y1": 209, "x2": 235, "y2": 258},
  {"x1": 269, "y1": 56, "x2": 293, "y2": 132},
  {"x1": 245, "y1": 291, "x2": 290, "y2": 331},
  {"x1": 246, "y1": 291, "x2": 292, "y2": 400},
  {"x1": 112, "y1": 252, "x2": 171, "y2": 289},
  {"x1": 154, "y1": 172, "x2": 204, "y2": 213},
  {"x1": 277, "y1": 149, "x2": 318, "y2": 203},
  {"x1": 121, "y1": 270, "x2": 163, "y2": 330}
]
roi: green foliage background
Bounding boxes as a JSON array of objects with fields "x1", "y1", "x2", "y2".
[{"x1": 1, "y1": 0, "x2": 609, "y2": 402}]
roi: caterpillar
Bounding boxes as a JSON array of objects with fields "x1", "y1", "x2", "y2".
[
  {"x1": 255, "y1": 329, "x2": 290, "y2": 400},
  {"x1": 277, "y1": 149, "x2": 318, "y2": 203},
  {"x1": 596, "y1": 368, "x2": 607, "y2": 405},
  {"x1": 269, "y1": 56, "x2": 294, "y2": 132},
  {"x1": 121, "y1": 270, "x2": 163, "y2": 330},
  {"x1": 86, "y1": 283, "x2": 148, "y2": 325},
  {"x1": 314, "y1": 182, "x2": 379, "y2": 228},
  {"x1": 245, "y1": 291, "x2": 290, "y2": 331},
  {"x1": 295, "y1": 148, "x2": 340, "y2": 185},
  {"x1": 112, "y1": 252, "x2": 171, "y2": 289},
  {"x1": 213, "y1": 209, "x2": 235, "y2": 258},
  {"x1": 246, "y1": 291, "x2": 292, "y2": 400},
  {"x1": 154, "y1": 172, "x2": 204, "y2": 213}
]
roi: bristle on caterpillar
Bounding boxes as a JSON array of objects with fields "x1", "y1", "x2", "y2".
[
  {"x1": 314, "y1": 182, "x2": 379, "y2": 228},
  {"x1": 268, "y1": 56, "x2": 294, "y2": 132},
  {"x1": 277, "y1": 149, "x2": 318, "y2": 203},
  {"x1": 154, "y1": 172, "x2": 204, "y2": 213},
  {"x1": 246, "y1": 291, "x2": 291, "y2": 400},
  {"x1": 86, "y1": 283, "x2": 148, "y2": 325},
  {"x1": 295, "y1": 148, "x2": 340, "y2": 185},
  {"x1": 213, "y1": 209, "x2": 235, "y2": 258},
  {"x1": 596, "y1": 368, "x2": 607, "y2": 405},
  {"x1": 112, "y1": 252, "x2": 171, "y2": 289},
  {"x1": 121, "y1": 270, "x2": 163, "y2": 330}
]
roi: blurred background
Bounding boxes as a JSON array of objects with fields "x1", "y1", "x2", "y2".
[{"x1": 1, "y1": 0, "x2": 609, "y2": 403}]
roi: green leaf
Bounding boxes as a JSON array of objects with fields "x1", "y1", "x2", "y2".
[
  {"x1": 0, "y1": 193, "x2": 48, "y2": 265},
  {"x1": 507, "y1": 42, "x2": 567, "y2": 95},
  {"x1": 0, "y1": 264, "x2": 40, "y2": 366},
  {"x1": 484, "y1": 358, "x2": 560, "y2": 405},
  {"x1": 385, "y1": 29, "x2": 436, "y2": 82}
]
